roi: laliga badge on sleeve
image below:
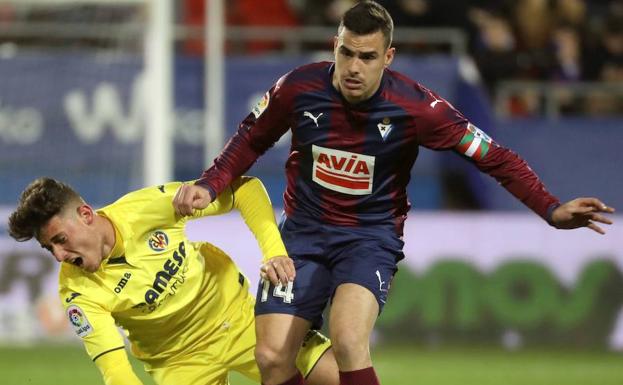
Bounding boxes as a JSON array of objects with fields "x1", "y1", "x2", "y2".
[
  {"x1": 67, "y1": 305, "x2": 94, "y2": 338},
  {"x1": 251, "y1": 91, "x2": 270, "y2": 119}
]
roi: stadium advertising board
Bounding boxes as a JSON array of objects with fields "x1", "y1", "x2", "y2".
[{"x1": 1, "y1": 209, "x2": 621, "y2": 349}]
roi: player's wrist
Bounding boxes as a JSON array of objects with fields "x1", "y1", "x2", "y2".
[
  {"x1": 546, "y1": 202, "x2": 562, "y2": 227},
  {"x1": 193, "y1": 179, "x2": 216, "y2": 202}
]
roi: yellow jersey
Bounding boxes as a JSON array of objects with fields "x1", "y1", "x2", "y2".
[{"x1": 59, "y1": 177, "x2": 286, "y2": 365}]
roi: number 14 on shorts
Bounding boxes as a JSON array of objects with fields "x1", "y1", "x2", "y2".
[{"x1": 260, "y1": 279, "x2": 294, "y2": 303}]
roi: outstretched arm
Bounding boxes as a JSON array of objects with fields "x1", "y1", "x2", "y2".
[
  {"x1": 550, "y1": 198, "x2": 615, "y2": 234},
  {"x1": 59, "y1": 284, "x2": 143, "y2": 385},
  {"x1": 229, "y1": 176, "x2": 295, "y2": 286},
  {"x1": 174, "y1": 176, "x2": 295, "y2": 285}
]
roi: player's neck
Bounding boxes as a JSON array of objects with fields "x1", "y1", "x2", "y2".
[{"x1": 96, "y1": 214, "x2": 117, "y2": 260}]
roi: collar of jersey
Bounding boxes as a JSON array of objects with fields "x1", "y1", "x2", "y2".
[
  {"x1": 105, "y1": 223, "x2": 125, "y2": 264},
  {"x1": 96, "y1": 208, "x2": 132, "y2": 265}
]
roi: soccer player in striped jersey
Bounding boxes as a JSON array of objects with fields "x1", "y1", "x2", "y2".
[
  {"x1": 8, "y1": 177, "x2": 338, "y2": 385},
  {"x1": 172, "y1": 2, "x2": 615, "y2": 385}
]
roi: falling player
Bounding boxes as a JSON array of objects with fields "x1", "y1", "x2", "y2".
[{"x1": 8, "y1": 177, "x2": 338, "y2": 385}]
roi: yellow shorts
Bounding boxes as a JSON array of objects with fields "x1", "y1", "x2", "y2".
[{"x1": 147, "y1": 293, "x2": 331, "y2": 385}]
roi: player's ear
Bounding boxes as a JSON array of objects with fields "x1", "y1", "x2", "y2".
[
  {"x1": 384, "y1": 47, "x2": 395, "y2": 67},
  {"x1": 77, "y1": 204, "x2": 95, "y2": 225}
]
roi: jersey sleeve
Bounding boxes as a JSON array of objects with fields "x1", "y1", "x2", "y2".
[
  {"x1": 230, "y1": 176, "x2": 287, "y2": 261},
  {"x1": 195, "y1": 72, "x2": 295, "y2": 198},
  {"x1": 415, "y1": 87, "x2": 560, "y2": 221},
  {"x1": 195, "y1": 176, "x2": 287, "y2": 262},
  {"x1": 59, "y1": 285, "x2": 125, "y2": 361},
  {"x1": 95, "y1": 348, "x2": 144, "y2": 385}
]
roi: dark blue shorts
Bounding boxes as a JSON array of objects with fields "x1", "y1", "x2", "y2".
[{"x1": 255, "y1": 215, "x2": 404, "y2": 329}]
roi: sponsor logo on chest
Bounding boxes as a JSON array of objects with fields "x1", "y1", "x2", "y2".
[
  {"x1": 311, "y1": 145, "x2": 375, "y2": 195},
  {"x1": 114, "y1": 272, "x2": 132, "y2": 294},
  {"x1": 131, "y1": 241, "x2": 189, "y2": 314}
]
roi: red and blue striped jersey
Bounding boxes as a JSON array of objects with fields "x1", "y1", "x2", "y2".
[{"x1": 197, "y1": 62, "x2": 559, "y2": 235}]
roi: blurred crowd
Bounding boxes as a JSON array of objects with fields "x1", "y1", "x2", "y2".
[
  {"x1": 1, "y1": 0, "x2": 621, "y2": 116},
  {"x1": 190, "y1": 0, "x2": 623, "y2": 116},
  {"x1": 188, "y1": 0, "x2": 623, "y2": 84}
]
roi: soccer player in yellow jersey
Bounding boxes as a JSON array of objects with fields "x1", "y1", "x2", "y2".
[{"x1": 8, "y1": 176, "x2": 338, "y2": 385}]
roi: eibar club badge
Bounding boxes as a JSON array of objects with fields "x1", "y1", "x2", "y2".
[{"x1": 377, "y1": 117, "x2": 393, "y2": 141}]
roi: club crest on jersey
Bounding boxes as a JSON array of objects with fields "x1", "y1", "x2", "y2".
[
  {"x1": 377, "y1": 117, "x2": 393, "y2": 141},
  {"x1": 251, "y1": 91, "x2": 270, "y2": 118},
  {"x1": 456, "y1": 123, "x2": 493, "y2": 161},
  {"x1": 67, "y1": 305, "x2": 93, "y2": 338},
  {"x1": 148, "y1": 230, "x2": 169, "y2": 252},
  {"x1": 312, "y1": 145, "x2": 375, "y2": 195}
]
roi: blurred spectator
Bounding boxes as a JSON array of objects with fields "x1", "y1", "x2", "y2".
[
  {"x1": 0, "y1": 3, "x2": 141, "y2": 51},
  {"x1": 183, "y1": 0, "x2": 301, "y2": 55},
  {"x1": 551, "y1": 25, "x2": 582, "y2": 81},
  {"x1": 515, "y1": 0, "x2": 552, "y2": 51},
  {"x1": 597, "y1": 15, "x2": 623, "y2": 81},
  {"x1": 377, "y1": 0, "x2": 435, "y2": 27},
  {"x1": 471, "y1": 10, "x2": 519, "y2": 91},
  {"x1": 555, "y1": 0, "x2": 587, "y2": 28},
  {"x1": 0, "y1": 3, "x2": 14, "y2": 23},
  {"x1": 289, "y1": 0, "x2": 355, "y2": 51},
  {"x1": 512, "y1": 0, "x2": 561, "y2": 82},
  {"x1": 293, "y1": 0, "x2": 355, "y2": 26},
  {"x1": 182, "y1": 0, "x2": 204, "y2": 55},
  {"x1": 229, "y1": 0, "x2": 300, "y2": 54}
]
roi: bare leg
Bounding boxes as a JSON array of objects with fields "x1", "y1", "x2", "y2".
[
  {"x1": 329, "y1": 283, "x2": 381, "y2": 384},
  {"x1": 254, "y1": 313, "x2": 311, "y2": 385},
  {"x1": 306, "y1": 348, "x2": 339, "y2": 385}
]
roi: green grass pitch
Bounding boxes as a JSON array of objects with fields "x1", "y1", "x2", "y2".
[{"x1": 0, "y1": 344, "x2": 621, "y2": 385}]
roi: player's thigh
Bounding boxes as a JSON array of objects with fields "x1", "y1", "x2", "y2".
[
  {"x1": 329, "y1": 283, "x2": 379, "y2": 342},
  {"x1": 330, "y1": 241, "x2": 398, "y2": 315},
  {"x1": 255, "y1": 313, "x2": 312, "y2": 364},
  {"x1": 225, "y1": 302, "x2": 262, "y2": 382},
  {"x1": 157, "y1": 295, "x2": 259, "y2": 385},
  {"x1": 328, "y1": 242, "x2": 398, "y2": 351},
  {"x1": 255, "y1": 257, "x2": 332, "y2": 329}
]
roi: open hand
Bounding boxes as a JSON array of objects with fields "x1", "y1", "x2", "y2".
[
  {"x1": 551, "y1": 198, "x2": 615, "y2": 234},
  {"x1": 260, "y1": 256, "x2": 295, "y2": 286}
]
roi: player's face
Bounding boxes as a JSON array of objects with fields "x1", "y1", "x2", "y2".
[
  {"x1": 332, "y1": 28, "x2": 394, "y2": 104},
  {"x1": 38, "y1": 205, "x2": 103, "y2": 273}
]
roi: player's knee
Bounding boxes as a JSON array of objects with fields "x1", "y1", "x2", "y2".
[
  {"x1": 254, "y1": 343, "x2": 294, "y2": 372},
  {"x1": 331, "y1": 331, "x2": 369, "y2": 362}
]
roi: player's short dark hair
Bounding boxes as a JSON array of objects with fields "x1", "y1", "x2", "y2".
[
  {"x1": 8, "y1": 177, "x2": 82, "y2": 242},
  {"x1": 339, "y1": 1, "x2": 394, "y2": 48}
]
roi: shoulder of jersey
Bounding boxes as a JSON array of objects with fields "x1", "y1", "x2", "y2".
[
  {"x1": 282, "y1": 61, "x2": 332, "y2": 84},
  {"x1": 101, "y1": 182, "x2": 180, "y2": 215},
  {"x1": 383, "y1": 68, "x2": 428, "y2": 99},
  {"x1": 59, "y1": 263, "x2": 90, "y2": 292}
]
